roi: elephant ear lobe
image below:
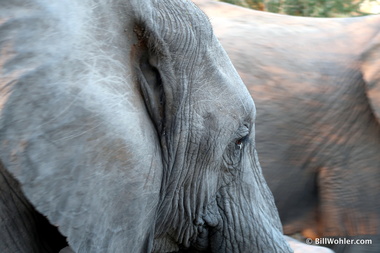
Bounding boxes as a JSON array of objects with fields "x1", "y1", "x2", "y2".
[
  {"x1": 136, "y1": 27, "x2": 166, "y2": 134},
  {"x1": 362, "y1": 34, "x2": 380, "y2": 124}
]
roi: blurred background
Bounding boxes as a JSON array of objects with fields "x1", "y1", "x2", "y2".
[{"x1": 221, "y1": 0, "x2": 380, "y2": 17}]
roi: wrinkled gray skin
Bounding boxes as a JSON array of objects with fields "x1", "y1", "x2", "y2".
[
  {"x1": 193, "y1": 0, "x2": 380, "y2": 252},
  {"x1": 0, "y1": 0, "x2": 292, "y2": 252}
]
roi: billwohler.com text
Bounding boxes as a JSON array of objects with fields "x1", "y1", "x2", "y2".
[{"x1": 306, "y1": 237, "x2": 373, "y2": 245}]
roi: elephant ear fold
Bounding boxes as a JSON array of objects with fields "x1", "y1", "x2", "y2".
[
  {"x1": 362, "y1": 35, "x2": 380, "y2": 124},
  {"x1": 135, "y1": 26, "x2": 166, "y2": 134}
]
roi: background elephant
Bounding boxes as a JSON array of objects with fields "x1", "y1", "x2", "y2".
[
  {"x1": 193, "y1": 0, "x2": 380, "y2": 252},
  {"x1": 0, "y1": 0, "x2": 292, "y2": 252}
]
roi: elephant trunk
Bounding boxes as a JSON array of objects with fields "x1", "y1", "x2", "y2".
[{"x1": 206, "y1": 149, "x2": 292, "y2": 253}]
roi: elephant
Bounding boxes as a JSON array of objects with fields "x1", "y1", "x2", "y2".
[
  {"x1": 193, "y1": 0, "x2": 380, "y2": 252},
  {"x1": 0, "y1": 0, "x2": 294, "y2": 252}
]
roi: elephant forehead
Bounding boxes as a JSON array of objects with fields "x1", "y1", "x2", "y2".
[
  {"x1": 191, "y1": 86, "x2": 255, "y2": 125},
  {"x1": 191, "y1": 65, "x2": 255, "y2": 119},
  {"x1": 148, "y1": 0, "x2": 215, "y2": 59}
]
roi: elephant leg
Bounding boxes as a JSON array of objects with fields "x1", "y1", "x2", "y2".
[
  {"x1": 0, "y1": 162, "x2": 67, "y2": 253},
  {"x1": 318, "y1": 166, "x2": 380, "y2": 253}
]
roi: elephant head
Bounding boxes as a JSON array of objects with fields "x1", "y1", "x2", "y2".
[
  {"x1": 0, "y1": 0, "x2": 291, "y2": 252},
  {"x1": 193, "y1": 0, "x2": 380, "y2": 252}
]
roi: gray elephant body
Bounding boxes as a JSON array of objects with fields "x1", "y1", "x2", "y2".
[
  {"x1": 0, "y1": 0, "x2": 292, "y2": 252},
  {"x1": 193, "y1": 0, "x2": 380, "y2": 252}
]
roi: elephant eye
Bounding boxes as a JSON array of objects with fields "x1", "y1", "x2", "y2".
[
  {"x1": 235, "y1": 139, "x2": 244, "y2": 150},
  {"x1": 234, "y1": 125, "x2": 250, "y2": 151},
  {"x1": 235, "y1": 134, "x2": 248, "y2": 150}
]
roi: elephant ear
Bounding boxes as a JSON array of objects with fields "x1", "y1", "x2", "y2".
[
  {"x1": 0, "y1": 1, "x2": 163, "y2": 253},
  {"x1": 362, "y1": 33, "x2": 380, "y2": 124}
]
